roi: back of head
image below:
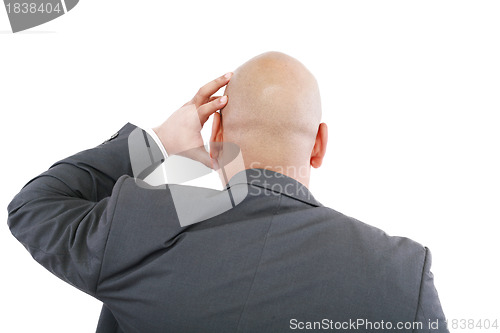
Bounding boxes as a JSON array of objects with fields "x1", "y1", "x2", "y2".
[{"x1": 220, "y1": 52, "x2": 322, "y2": 173}]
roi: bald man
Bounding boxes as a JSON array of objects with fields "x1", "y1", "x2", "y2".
[
  {"x1": 8, "y1": 52, "x2": 448, "y2": 332},
  {"x1": 212, "y1": 52, "x2": 326, "y2": 186}
]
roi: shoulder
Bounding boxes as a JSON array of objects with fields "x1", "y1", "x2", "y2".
[{"x1": 316, "y1": 206, "x2": 427, "y2": 261}]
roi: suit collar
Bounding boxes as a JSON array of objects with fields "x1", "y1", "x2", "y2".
[{"x1": 228, "y1": 168, "x2": 322, "y2": 207}]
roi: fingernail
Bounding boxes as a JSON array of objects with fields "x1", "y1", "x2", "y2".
[
  {"x1": 224, "y1": 72, "x2": 233, "y2": 79},
  {"x1": 220, "y1": 96, "x2": 228, "y2": 103}
]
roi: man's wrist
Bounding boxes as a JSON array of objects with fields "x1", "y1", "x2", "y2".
[{"x1": 144, "y1": 128, "x2": 168, "y2": 160}]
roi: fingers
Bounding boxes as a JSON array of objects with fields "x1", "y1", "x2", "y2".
[
  {"x1": 198, "y1": 95, "x2": 228, "y2": 124},
  {"x1": 193, "y1": 73, "x2": 232, "y2": 106},
  {"x1": 183, "y1": 96, "x2": 218, "y2": 108}
]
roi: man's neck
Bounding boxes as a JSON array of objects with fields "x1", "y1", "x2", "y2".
[{"x1": 216, "y1": 158, "x2": 311, "y2": 188}]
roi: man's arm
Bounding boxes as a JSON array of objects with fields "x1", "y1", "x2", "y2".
[
  {"x1": 7, "y1": 123, "x2": 137, "y2": 295},
  {"x1": 7, "y1": 73, "x2": 232, "y2": 296},
  {"x1": 414, "y1": 248, "x2": 449, "y2": 333}
]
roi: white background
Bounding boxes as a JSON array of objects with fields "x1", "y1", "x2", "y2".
[{"x1": 1, "y1": 1, "x2": 499, "y2": 331}]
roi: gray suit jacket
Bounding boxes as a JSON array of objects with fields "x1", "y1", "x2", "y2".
[{"x1": 8, "y1": 123, "x2": 448, "y2": 332}]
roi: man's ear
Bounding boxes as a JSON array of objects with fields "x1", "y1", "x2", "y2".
[
  {"x1": 310, "y1": 123, "x2": 328, "y2": 168},
  {"x1": 210, "y1": 111, "x2": 224, "y2": 159},
  {"x1": 210, "y1": 111, "x2": 223, "y2": 143}
]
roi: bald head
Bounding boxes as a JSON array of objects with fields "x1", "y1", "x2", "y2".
[{"x1": 211, "y1": 52, "x2": 327, "y2": 186}]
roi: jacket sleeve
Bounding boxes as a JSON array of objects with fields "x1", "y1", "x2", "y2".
[
  {"x1": 414, "y1": 247, "x2": 449, "y2": 333},
  {"x1": 7, "y1": 123, "x2": 164, "y2": 296}
]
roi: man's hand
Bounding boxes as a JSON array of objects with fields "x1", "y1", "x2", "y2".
[{"x1": 153, "y1": 73, "x2": 232, "y2": 168}]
